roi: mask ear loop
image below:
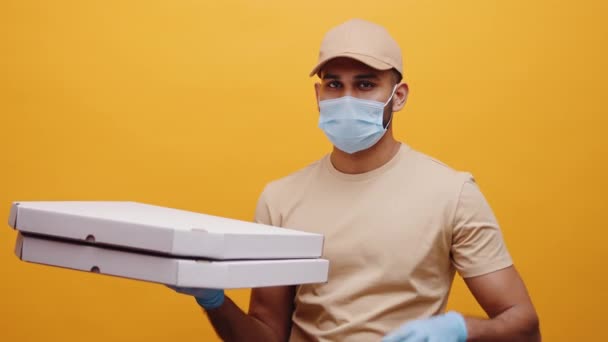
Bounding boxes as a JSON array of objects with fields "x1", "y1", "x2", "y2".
[{"x1": 383, "y1": 85, "x2": 399, "y2": 129}]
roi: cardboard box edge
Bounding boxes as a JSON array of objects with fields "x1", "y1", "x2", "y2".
[
  {"x1": 8, "y1": 202, "x2": 19, "y2": 229},
  {"x1": 14, "y1": 232, "x2": 24, "y2": 259}
]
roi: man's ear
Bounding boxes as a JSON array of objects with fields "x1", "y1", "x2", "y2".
[
  {"x1": 314, "y1": 83, "x2": 321, "y2": 112},
  {"x1": 392, "y1": 83, "x2": 409, "y2": 112}
]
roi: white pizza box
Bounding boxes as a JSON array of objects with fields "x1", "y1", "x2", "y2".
[
  {"x1": 14, "y1": 233, "x2": 330, "y2": 289},
  {"x1": 8, "y1": 201, "x2": 324, "y2": 260}
]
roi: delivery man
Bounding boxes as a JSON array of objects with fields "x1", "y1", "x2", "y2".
[{"x1": 170, "y1": 19, "x2": 541, "y2": 342}]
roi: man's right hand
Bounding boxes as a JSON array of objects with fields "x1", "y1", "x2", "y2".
[
  {"x1": 166, "y1": 284, "x2": 295, "y2": 341},
  {"x1": 167, "y1": 285, "x2": 225, "y2": 310}
]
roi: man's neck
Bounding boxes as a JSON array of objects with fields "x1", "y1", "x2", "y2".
[{"x1": 330, "y1": 133, "x2": 401, "y2": 175}]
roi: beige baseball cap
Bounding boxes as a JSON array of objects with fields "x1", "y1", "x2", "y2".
[{"x1": 309, "y1": 19, "x2": 403, "y2": 78}]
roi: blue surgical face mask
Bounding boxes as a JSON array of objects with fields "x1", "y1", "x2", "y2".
[{"x1": 318, "y1": 86, "x2": 398, "y2": 154}]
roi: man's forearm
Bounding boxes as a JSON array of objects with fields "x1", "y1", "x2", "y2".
[
  {"x1": 202, "y1": 296, "x2": 281, "y2": 342},
  {"x1": 465, "y1": 304, "x2": 540, "y2": 342}
]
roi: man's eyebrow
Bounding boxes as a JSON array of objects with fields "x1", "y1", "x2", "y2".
[
  {"x1": 354, "y1": 73, "x2": 379, "y2": 79},
  {"x1": 322, "y1": 73, "x2": 380, "y2": 80},
  {"x1": 322, "y1": 73, "x2": 339, "y2": 80}
]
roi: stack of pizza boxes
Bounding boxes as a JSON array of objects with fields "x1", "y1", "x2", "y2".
[{"x1": 9, "y1": 201, "x2": 329, "y2": 289}]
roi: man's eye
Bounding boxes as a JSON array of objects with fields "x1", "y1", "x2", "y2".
[
  {"x1": 328, "y1": 81, "x2": 342, "y2": 88},
  {"x1": 359, "y1": 81, "x2": 375, "y2": 89}
]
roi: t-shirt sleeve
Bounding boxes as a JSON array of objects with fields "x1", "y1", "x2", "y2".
[
  {"x1": 254, "y1": 185, "x2": 275, "y2": 226},
  {"x1": 451, "y1": 177, "x2": 513, "y2": 278}
]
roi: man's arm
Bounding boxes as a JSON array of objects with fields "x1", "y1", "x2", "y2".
[
  {"x1": 382, "y1": 266, "x2": 540, "y2": 342},
  {"x1": 202, "y1": 186, "x2": 296, "y2": 341},
  {"x1": 463, "y1": 266, "x2": 540, "y2": 342},
  {"x1": 384, "y1": 177, "x2": 540, "y2": 342},
  {"x1": 202, "y1": 286, "x2": 295, "y2": 342},
  {"x1": 182, "y1": 185, "x2": 295, "y2": 341}
]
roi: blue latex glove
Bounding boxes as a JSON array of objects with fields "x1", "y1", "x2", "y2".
[
  {"x1": 166, "y1": 285, "x2": 225, "y2": 310},
  {"x1": 382, "y1": 311, "x2": 468, "y2": 342}
]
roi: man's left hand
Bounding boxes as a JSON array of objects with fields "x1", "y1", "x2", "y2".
[{"x1": 382, "y1": 311, "x2": 468, "y2": 342}]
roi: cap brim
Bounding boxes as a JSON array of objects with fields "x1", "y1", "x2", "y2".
[{"x1": 309, "y1": 52, "x2": 394, "y2": 77}]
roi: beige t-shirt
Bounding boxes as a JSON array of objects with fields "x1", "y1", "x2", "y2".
[{"x1": 254, "y1": 143, "x2": 513, "y2": 342}]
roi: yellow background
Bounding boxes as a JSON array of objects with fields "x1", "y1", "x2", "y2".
[{"x1": 1, "y1": 1, "x2": 606, "y2": 341}]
